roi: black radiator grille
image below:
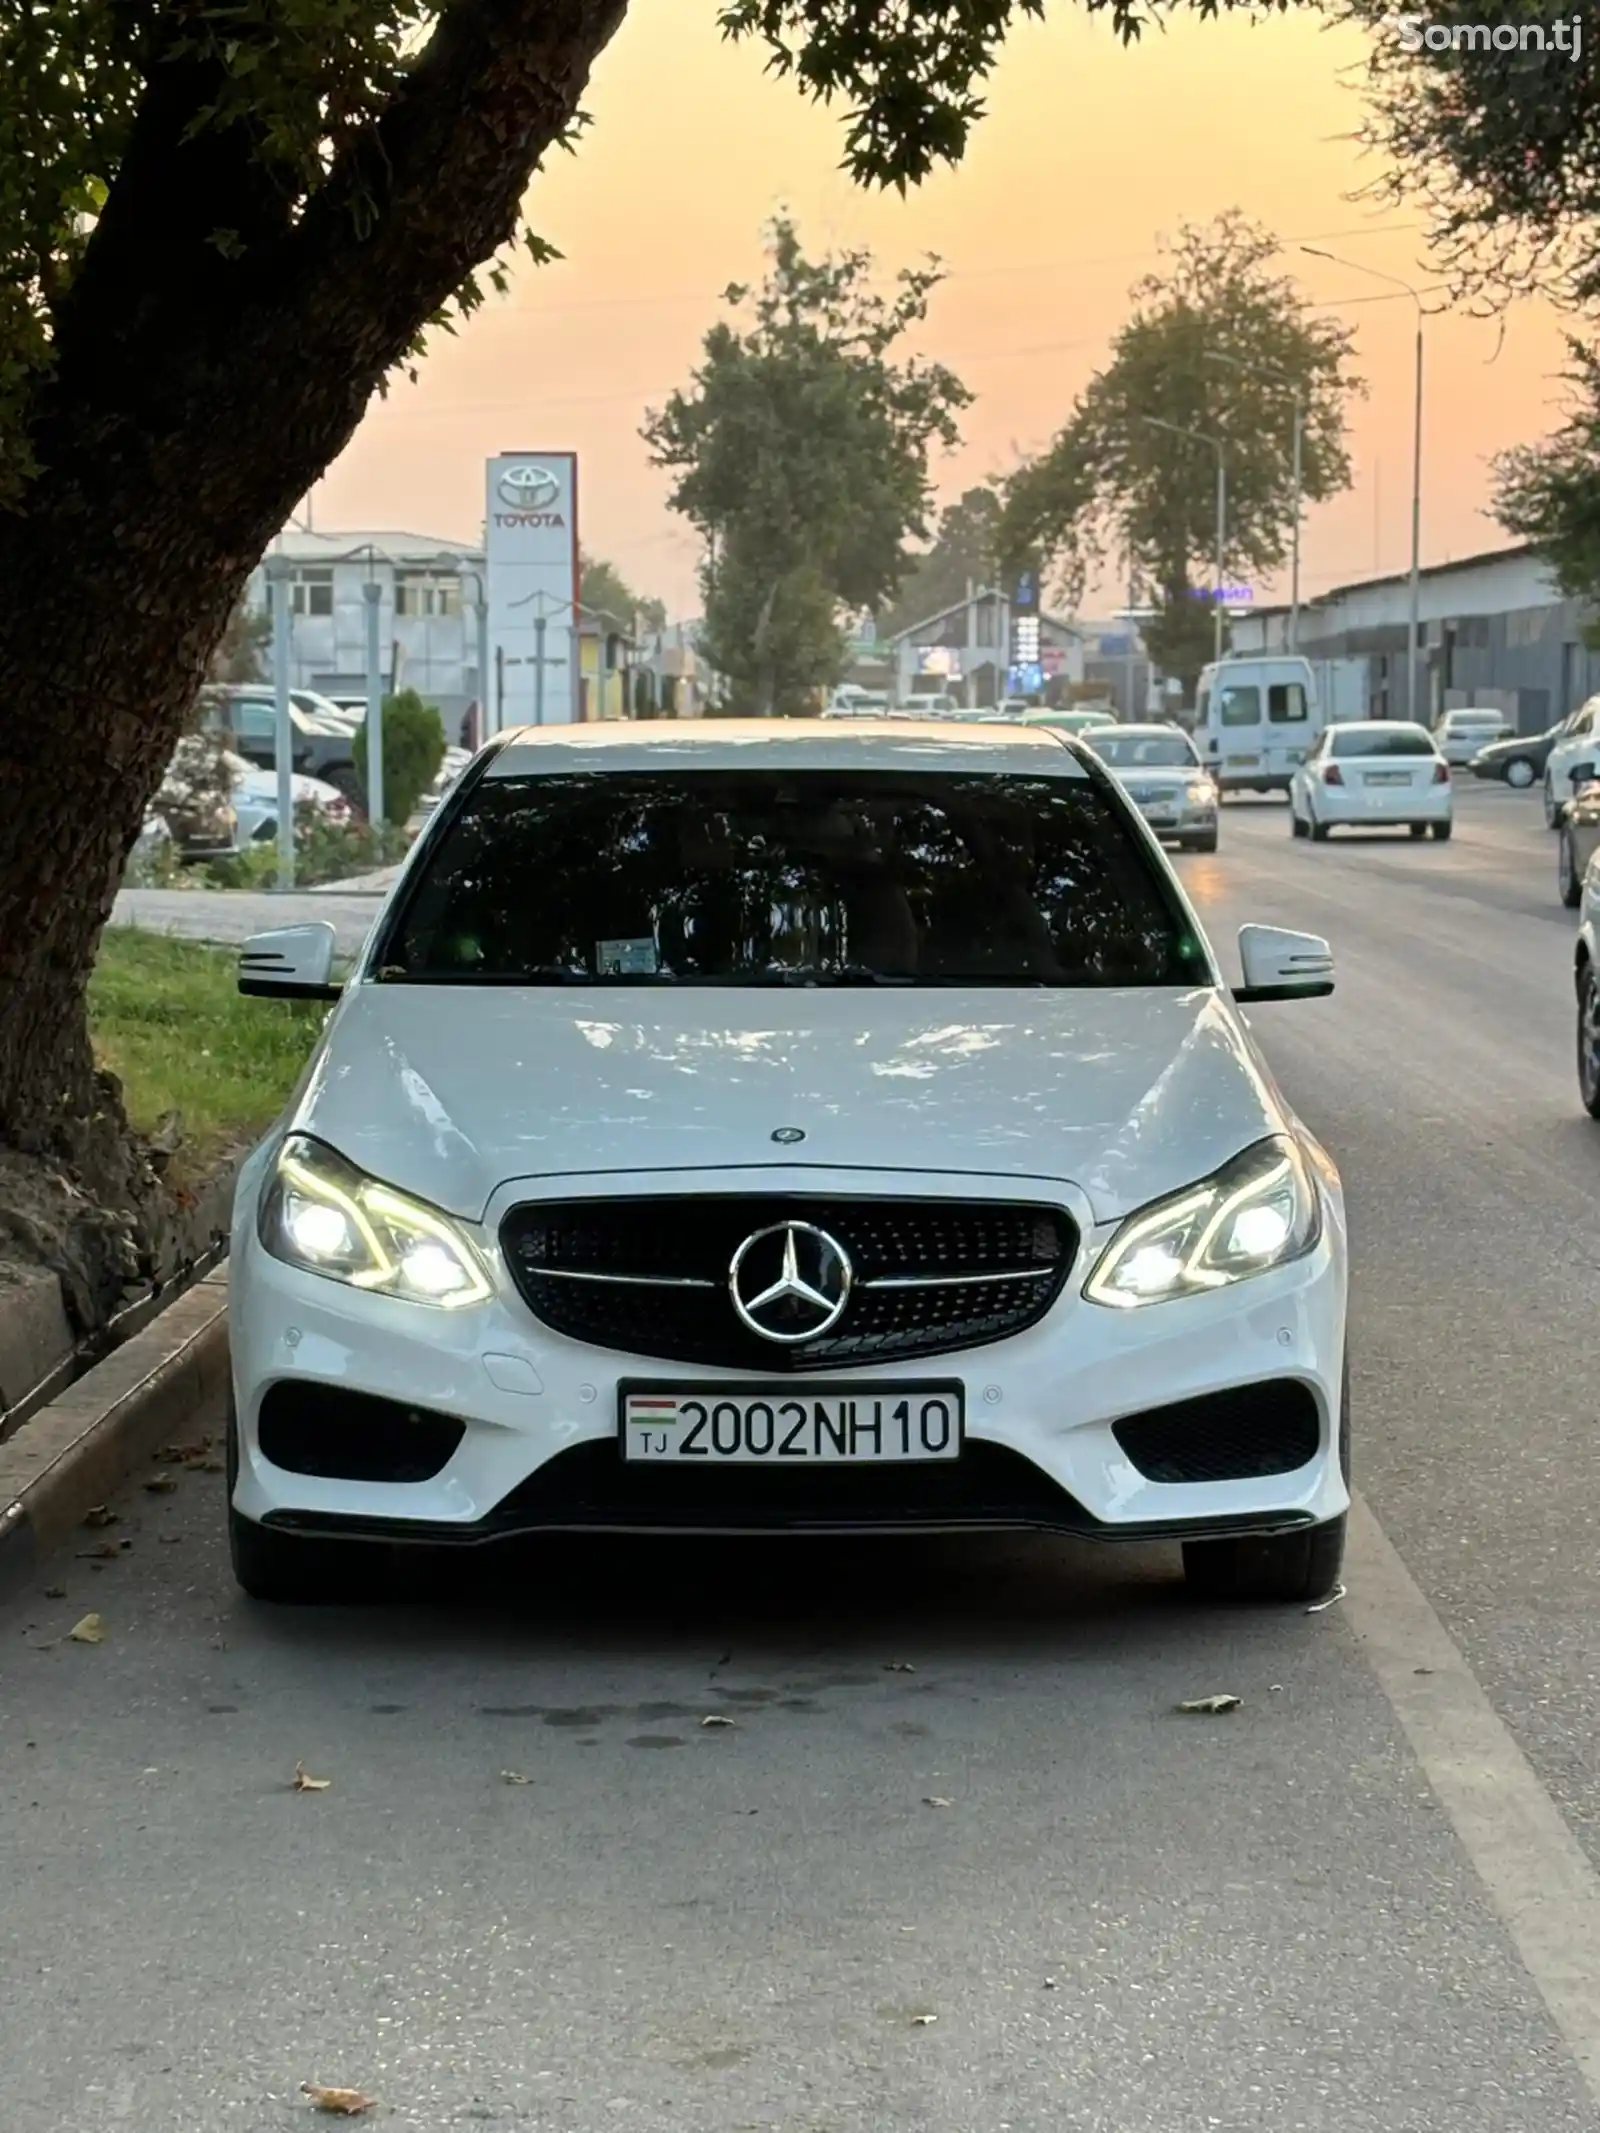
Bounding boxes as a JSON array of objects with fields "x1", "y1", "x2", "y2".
[{"x1": 500, "y1": 1195, "x2": 1076, "y2": 1370}]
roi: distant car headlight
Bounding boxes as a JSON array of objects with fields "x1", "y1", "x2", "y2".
[
  {"x1": 259, "y1": 1134, "x2": 492, "y2": 1309},
  {"x1": 1084, "y1": 1136, "x2": 1320, "y2": 1309},
  {"x1": 1186, "y1": 776, "x2": 1218, "y2": 804}
]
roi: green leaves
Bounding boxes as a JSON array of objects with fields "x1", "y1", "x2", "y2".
[
  {"x1": 643, "y1": 214, "x2": 970, "y2": 711},
  {"x1": 998, "y1": 212, "x2": 1363, "y2": 687},
  {"x1": 1494, "y1": 340, "x2": 1600, "y2": 607}
]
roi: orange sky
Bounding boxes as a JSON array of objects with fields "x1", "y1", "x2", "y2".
[{"x1": 310, "y1": 0, "x2": 1575, "y2": 620}]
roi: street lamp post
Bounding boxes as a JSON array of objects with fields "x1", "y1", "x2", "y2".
[
  {"x1": 1144, "y1": 417, "x2": 1227, "y2": 663},
  {"x1": 267, "y1": 554, "x2": 296, "y2": 891},
  {"x1": 1302, "y1": 247, "x2": 1426, "y2": 724},
  {"x1": 1204, "y1": 349, "x2": 1304, "y2": 653},
  {"x1": 362, "y1": 575, "x2": 384, "y2": 830}
]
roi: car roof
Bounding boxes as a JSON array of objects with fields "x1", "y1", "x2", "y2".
[
  {"x1": 485, "y1": 717, "x2": 1091, "y2": 778},
  {"x1": 1089, "y1": 723, "x2": 1193, "y2": 741}
]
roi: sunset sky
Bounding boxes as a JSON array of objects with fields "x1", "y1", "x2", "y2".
[{"x1": 309, "y1": 0, "x2": 1575, "y2": 622}]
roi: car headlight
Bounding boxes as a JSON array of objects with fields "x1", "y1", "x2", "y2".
[
  {"x1": 259, "y1": 1135, "x2": 492, "y2": 1309},
  {"x1": 1084, "y1": 1136, "x2": 1320, "y2": 1309},
  {"x1": 1187, "y1": 776, "x2": 1217, "y2": 804}
]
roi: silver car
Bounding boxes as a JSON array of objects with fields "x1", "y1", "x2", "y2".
[{"x1": 1081, "y1": 723, "x2": 1219, "y2": 852}]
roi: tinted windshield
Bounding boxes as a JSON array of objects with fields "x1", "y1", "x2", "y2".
[
  {"x1": 378, "y1": 768, "x2": 1208, "y2": 988},
  {"x1": 1330, "y1": 726, "x2": 1435, "y2": 757},
  {"x1": 1090, "y1": 733, "x2": 1197, "y2": 769}
]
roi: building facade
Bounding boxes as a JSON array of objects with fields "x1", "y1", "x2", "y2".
[
  {"x1": 247, "y1": 529, "x2": 486, "y2": 724},
  {"x1": 886, "y1": 592, "x2": 1085, "y2": 706},
  {"x1": 1228, "y1": 545, "x2": 1599, "y2": 733}
]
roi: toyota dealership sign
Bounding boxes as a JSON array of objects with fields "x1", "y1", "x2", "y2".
[{"x1": 485, "y1": 452, "x2": 579, "y2": 726}]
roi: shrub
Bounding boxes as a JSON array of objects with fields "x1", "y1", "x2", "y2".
[{"x1": 352, "y1": 689, "x2": 446, "y2": 825}]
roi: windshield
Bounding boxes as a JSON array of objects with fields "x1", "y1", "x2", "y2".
[
  {"x1": 1329, "y1": 725, "x2": 1435, "y2": 757},
  {"x1": 376, "y1": 768, "x2": 1209, "y2": 988},
  {"x1": 1090, "y1": 733, "x2": 1198, "y2": 769}
]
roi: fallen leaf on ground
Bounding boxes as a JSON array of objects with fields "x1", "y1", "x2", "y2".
[
  {"x1": 501, "y1": 1771, "x2": 532, "y2": 1785},
  {"x1": 300, "y1": 2083, "x2": 375, "y2": 2116},
  {"x1": 82, "y1": 1506, "x2": 118, "y2": 1529},
  {"x1": 159, "y1": 1534, "x2": 184, "y2": 1545},
  {"x1": 1305, "y1": 1582, "x2": 1347, "y2": 1615},
  {"x1": 910, "y1": 2013, "x2": 938, "y2": 2027},
  {"x1": 68, "y1": 1613, "x2": 105, "y2": 1645},
  {"x1": 1044, "y1": 1976, "x2": 1059, "y2": 1989},
  {"x1": 700, "y1": 1715, "x2": 736, "y2": 1729},
  {"x1": 156, "y1": 1440, "x2": 212, "y2": 1466},
  {"x1": 76, "y1": 1541, "x2": 129, "y2": 1560},
  {"x1": 142, "y1": 1476, "x2": 178, "y2": 1495},
  {"x1": 199, "y1": 1459, "x2": 225, "y2": 1473},
  {"x1": 1176, "y1": 1694, "x2": 1241, "y2": 1715},
  {"x1": 292, "y1": 1761, "x2": 331, "y2": 1792},
  {"x1": 884, "y1": 1661, "x2": 916, "y2": 1673},
  {"x1": 43, "y1": 1586, "x2": 65, "y2": 1599},
  {"x1": 922, "y1": 1796, "x2": 953, "y2": 1808}
]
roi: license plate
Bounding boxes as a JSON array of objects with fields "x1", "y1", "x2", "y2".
[
  {"x1": 1365, "y1": 770, "x2": 1410, "y2": 786},
  {"x1": 1143, "y1": 808, "x2": 1178, "y2": 825},
  {"x1": 1227, "y1": 753, "x2": 1260, "y2": 767},
  {"x1": 620, "y1": 1382, "x2": 964, "y2": 1464}
]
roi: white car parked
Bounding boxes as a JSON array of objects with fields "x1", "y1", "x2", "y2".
[
  {"x1": 1290, "y1": 721, "x2": 1452, "y2": 842},
  {"x1": 227, "y1": 720, "x2": 1349, "y2": 1608},
  {"x1": 1434, "y1": 706, "x2": 1512, "y2": 766},
  {"x1": 1543, "y1": 696, "x2": 1600, "y2": 828},
  {"x1": 1081, "y1": 723, "x2": 1219, "y2": 852}
]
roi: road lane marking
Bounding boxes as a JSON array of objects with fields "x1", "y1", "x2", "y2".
[{"x1": 1348, "y1": 1493, "x2": 1600, "y2": 2100}]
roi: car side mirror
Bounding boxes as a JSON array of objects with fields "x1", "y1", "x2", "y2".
[
  {"x1": 238, "y1": 923, "x2": 342, "y2": 1001},
  {"x1": 1234, "y1": 924, "x2": 1335, "y2": 1004}
]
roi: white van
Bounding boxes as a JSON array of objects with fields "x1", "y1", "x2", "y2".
[{"x1": 1194, "y1": 656, "x2": 1325, "y2": 795}]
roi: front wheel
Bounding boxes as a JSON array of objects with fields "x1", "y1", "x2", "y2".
[
  {"x1": 1183, "y1": 831, "x2": 1219, "y2": 853},
  {"x1": 226, "y1": 1394, "x2": 378, "y2": 1603},
  {"x1": 1506, "y1": 757, "x2": 1536, "y2": 790},
  {"x1": 1579, "y1": 961, "x2": 1600, "y2": 1118},
  {"x1": 1561, "y1": 828, "x2": 1583, "y2": 908},
  {"x1": 1431, "y1": 820, "x2": 1452, "y2": 842},
  {"x1": 1545, "y1": 778, "x2": 1562, "y2": 829},
  {"x1": 1183, "y1": 1516, "x2": 1347, "y2": 1604},
  {"x1": 1409, "y1": 823, "x2": 1427, "y2": 839},
  {"x1": 1309, "y1": 817, "x2": 1330, "y2": 843}
]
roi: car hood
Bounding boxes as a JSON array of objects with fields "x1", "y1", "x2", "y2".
[
  {"x1": 289, "y1": 985, "x2": 1292, "y2": 1225},
  {"x1": 1111, "y1": 766, "x2": 1202, "y2": 789}
]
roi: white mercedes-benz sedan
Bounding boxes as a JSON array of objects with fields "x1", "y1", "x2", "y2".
[{"x1": 227, "y1": 720, "x2": 1349, "y2": 1606}]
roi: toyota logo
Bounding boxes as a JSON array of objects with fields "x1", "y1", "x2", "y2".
[
  {"x1": 729, "y1": 1222, "x2": 853, "y2": 1344},
  {"x1": 497, "y1": 463, "x2": 562, "y2": 510}
]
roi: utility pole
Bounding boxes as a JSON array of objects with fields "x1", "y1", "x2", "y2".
[
  {"x1": 1302, "y1": 248, "x2": 1427, "y2": 723},
  {"x1": 268, "y1": 554, "x2": 295, "y2": 891},
  {"x1": 363, "y1": 576, "x2": 384, "y2": 830},
  {"x1": 1202, "y1": 348, "x2": 1302, "y2": 652}
]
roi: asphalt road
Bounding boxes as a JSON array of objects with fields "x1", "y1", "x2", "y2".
[{"x1": 6, "y1": 780, "x2": 1600, "y2": 2133}]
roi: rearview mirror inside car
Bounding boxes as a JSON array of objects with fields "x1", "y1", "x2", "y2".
[
  {"x1": 1234, "y1": 924, "x2": 1335, "y2": 1004},
  {"x1": 238, "y1": 923, "x2": 342, "y2": 1001}
]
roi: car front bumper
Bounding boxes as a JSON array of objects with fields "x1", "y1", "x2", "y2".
[{"x1": 229, "y1": 1159, "x2": 1351, "y2": 1548}]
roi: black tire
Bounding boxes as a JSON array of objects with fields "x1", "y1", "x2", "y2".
[
  {"x1": 1578, "y1": 959, "x2": 1600, "y2": 1119},
  {"x1": 1185, "y1": 831, "x2": 1219, "y2": 853},
  {"x1": 1291, "y1": 809, "x2": 1308, "y2": 840},
  {"x1": 1506, "y1": 757, "x2": 1536, "y2": 790},
  {"x1": 1431, "y1": 820, "x2": 1452, "y2": 842},
  {"x1": 226, "y1": 1394, "x2": 376, "y2": 1603},
  {"x1": 1183, "y1": 1516, "x2": 1347, "y2": 1604},
  {"x1": 1184, "y1": 1365, "x2": 1348, "y2": 1603},
  {"x1": 1309, "y1": 817, "x2": 1330, "y2": 843},
  {"x1": 1561, "y1": 828, "x2": 1583, "y2": 909},
  {"x1": 1409, "y1": 823, "x2": 1427, "y2": 839},
  {"x1": 1545, "y1": 778, "x2": 1561, "y2": 829}
]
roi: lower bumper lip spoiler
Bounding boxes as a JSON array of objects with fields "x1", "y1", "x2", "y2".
[{"x1": 258, "y1": 1507, "x2": 1318, "y2": 1548}]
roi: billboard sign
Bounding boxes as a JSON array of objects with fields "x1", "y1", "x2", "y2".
[{"x1": 485, "y1": 452, "x2": 579, "y2": 728}]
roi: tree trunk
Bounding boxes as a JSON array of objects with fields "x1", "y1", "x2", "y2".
[{"x1": 0, "y1": 0, "x2": 629, "y2": 1321}]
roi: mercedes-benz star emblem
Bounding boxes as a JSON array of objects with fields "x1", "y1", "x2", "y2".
[
  {"x1": 729, "y1": 1222, "x2": 852, "y2": 1344},
  {"x1": 770, "y1": 1126, "x2": 806, "y2": 1145},
  {"x1": 496, "y1": 463, "x2": 561, "y2": 510}
]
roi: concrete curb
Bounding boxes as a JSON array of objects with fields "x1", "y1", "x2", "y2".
[{"x1": 0, "y1": 1267, "x2": 230, "y2": 1604}]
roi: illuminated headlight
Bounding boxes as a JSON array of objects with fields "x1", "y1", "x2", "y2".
[
  {"x1": 259, "y1": 1134, "x2": 492, "y2": 1309},
  {"x1": 1187, "y1": 776, "x2": 1218, "y2": 805},
  {"x1": 1084, "y1": 1137, "x2": 1320, "y2": 1309}
]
